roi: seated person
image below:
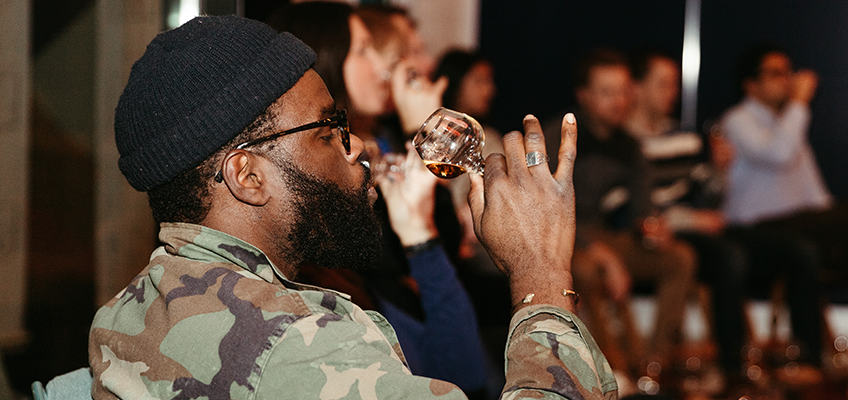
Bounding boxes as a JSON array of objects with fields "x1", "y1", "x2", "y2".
[
  {"x1": 625, "y1": 50, "x2": 748, "y2": 379},
  {"x1": 546, "y1": 49, "x2": 697, "y2": 378},
  {"x1": 434, "y1": 49, "x2": 504, "y2": 271},
  {"x1": 433, "y1": 49, "x2": 514, "y2": 390},
  {"x1": 88, "y1": 15, "x2": 617, "y2": 400},
  {"x1": 718, "y1": 43, "x2": 834, "y2": 372}
]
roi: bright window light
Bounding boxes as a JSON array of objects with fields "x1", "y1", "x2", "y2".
[{"x1": 681, "y1": 0, "x2": 701, "y2": 131}]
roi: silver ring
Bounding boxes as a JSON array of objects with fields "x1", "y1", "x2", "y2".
[{"x1": 525, "y1": 151, "x2": 549, "y2": 167}]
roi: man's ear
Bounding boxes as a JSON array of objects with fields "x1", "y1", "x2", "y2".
[{"x1": 219, "y1": 150, "x2": 272, "y2": 206}]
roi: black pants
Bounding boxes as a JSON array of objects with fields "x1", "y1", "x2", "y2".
[
  {"x1": 680, "y1": 233, "x2": 747, "y2": 372},
  {"x1": 724, "y1": 226, "x2": 823, "y2": 367}
]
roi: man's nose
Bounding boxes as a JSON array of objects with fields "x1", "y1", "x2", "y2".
[{"x1": 346, "y1": 133, "x2": 366, "y2": 164}]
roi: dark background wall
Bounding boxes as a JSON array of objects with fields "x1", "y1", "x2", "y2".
[{"x1": 480, "y1": 0, "x2": 848, "y2": 196}]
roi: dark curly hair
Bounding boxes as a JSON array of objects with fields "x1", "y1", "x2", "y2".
[{"x1": 146, "y1": 106, "x2": 277, "y2": 224}]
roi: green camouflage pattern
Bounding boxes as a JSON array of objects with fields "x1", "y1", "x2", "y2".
[{"x1": 89, "y1": 222, "x2": 617, "y2": 399}]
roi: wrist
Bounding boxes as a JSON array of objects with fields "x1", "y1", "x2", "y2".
[
  {"x1": 395, "y1": 223, "x2": 438, "y2": 247},
  {"x1": 508, "y1": 266, "x2": 574, "y2": 300},
  {"x1": 402, "y1": 237, "x2": 441, "y2": 258},
  {"x1": 511, "y1": 288, "x2": 580, "y2": 314}
]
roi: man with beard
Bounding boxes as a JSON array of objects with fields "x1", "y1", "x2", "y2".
[{"x1": 89, "y1": 16, "x2": 617, "y2": 400}]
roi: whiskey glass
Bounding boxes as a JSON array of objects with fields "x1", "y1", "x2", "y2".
[{"x1": 413, "y1": 107, "x2": 485, "y2": 178}]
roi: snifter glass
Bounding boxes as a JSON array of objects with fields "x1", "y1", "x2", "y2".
[{"x1": 413, "y1": 107, "x2": 485, "y2": 178}]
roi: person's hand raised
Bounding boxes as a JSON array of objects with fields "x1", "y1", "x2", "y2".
[
  {"x1": 390, "y1": 59, "x2": 448, "y2": 135},
  {"x1": 376, "y1": 143, "x2": 439, "y2": 247},
  {"x1": 467, "y1": 113, "x2": 579, "y2": 312},
  {"x1": 791, "y1": 69, "x2": 818, "y2": 105}
]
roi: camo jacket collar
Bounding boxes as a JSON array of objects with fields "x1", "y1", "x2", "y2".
[{"x1": 157, "y1": 222, "x2": 352, "y2": 300}]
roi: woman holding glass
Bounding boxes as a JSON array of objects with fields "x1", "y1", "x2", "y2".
[{"x1": 267, "y1": 3, "x2": 489, "y2": 397}]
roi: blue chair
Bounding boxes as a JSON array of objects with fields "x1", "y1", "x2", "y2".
[{"x1": 31, "y1": 367, "x2": 93, "y2": 400}]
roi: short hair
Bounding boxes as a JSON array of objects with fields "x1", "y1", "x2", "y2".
[
  {"x1": 267, "y1": 2, "x2": 353, "y2": 110},
  {"x1": 735, "y1": 43, "x2": 787, "y2": 95},
  {"x1": 573, "y1": 48, "x2": 629, "y2": 89},
  {"x1": 146, "y1": 105, "x2": 277, "y2": 224},
  {"x1": 434, "y1": 49, "x2": 490, "y2": 110},
  {"x1": 629, "y1": 49, "x2": 676, "y2": 83}
]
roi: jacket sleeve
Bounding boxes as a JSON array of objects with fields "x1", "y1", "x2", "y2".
[
  {"x1": 502, "y1": 305, "x2": 619, "y2": 400},
  {"x1": 255, "y1": 303, "x2": 617, "y2": 399}
]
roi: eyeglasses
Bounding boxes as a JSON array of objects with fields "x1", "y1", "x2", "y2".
[{"x1": 214, "y1": 109, "x2": 349, "y2": 183}]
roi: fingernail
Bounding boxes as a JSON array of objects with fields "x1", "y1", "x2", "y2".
[
  {"x1": 565, "y1": 113, "x2": 576, "y2": 124},
  {"x1": 524, "y1": 114, "x2": 536, "y2": 121}
]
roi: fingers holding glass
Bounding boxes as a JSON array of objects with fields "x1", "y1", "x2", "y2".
[{"x1": 413, "y1": 107, "x2": 485, "y2": 178}]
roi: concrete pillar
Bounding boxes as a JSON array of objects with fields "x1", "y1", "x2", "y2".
[
  {"x1": 0, "y1": 0, "x2": 32, "y2": 349},
  {"x1": 93, "y1": 0, "x2": 160, "y2": 306}
]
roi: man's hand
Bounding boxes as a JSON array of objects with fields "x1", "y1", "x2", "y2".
[
  {"x1": 708, "y1": 133, "x2": 735, "y2": 171},
  {"x1": 791, "y1": 69, "x2": 818, "y2": 105},
  {"x1": 468, "y1": 114, "x2": 578, "y2": 312},
  {"x1": 689, "y1": 209, "x2": 727, "y2": 236}
]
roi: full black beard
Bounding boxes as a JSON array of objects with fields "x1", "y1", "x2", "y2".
[{"x1": 274, "y1": 160, "x2": 382, "y2": 272}]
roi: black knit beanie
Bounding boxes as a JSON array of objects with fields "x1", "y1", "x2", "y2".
[{"x1": 115, "y1": 15, "x2": 316, "y2": 191}]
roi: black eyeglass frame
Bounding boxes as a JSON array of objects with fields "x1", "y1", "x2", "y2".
[{"x1": 214, "y1": 109, "x2": 349, "y2": 183}]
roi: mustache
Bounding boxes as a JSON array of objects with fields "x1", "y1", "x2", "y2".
[{"x1": 359, "y1": 162, "x2": 372, "y2": 191}]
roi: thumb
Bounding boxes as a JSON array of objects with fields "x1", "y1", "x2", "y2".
[
  {"x1": 467, "y1": 173, "x2": 485, "y2": 234},
  {"x1": 432, "y1": 76, "x2": 449, "y2": 97}
]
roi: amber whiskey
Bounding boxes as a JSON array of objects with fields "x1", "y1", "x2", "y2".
[{"x1": 424, "y1": 162, "x2": 465, "y2": 179}]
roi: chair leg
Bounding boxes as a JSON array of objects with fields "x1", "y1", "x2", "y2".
[
  {"x1": 618, "y1": 298, "x2": 646, "y2": 375},
  {"x1": 0, "y1": 355, "x2": 14, "y2": 400},
  {"x1": 768, "y1": 280, "x2": 786, "y2": 349},
  {"x1": 696, "y1": 284, "x2": 715, "y2": 342},
  {"x1": 688, "y1": 284, "x2": 718, "y2": 363}
]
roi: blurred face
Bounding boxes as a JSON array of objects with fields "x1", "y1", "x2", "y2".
[
  {"x1": 390, "y1": 14, "x2": 435, "y2": 78},
  {"x1": 636, "y1": 57, "x2": 680, "y2": 116},
  {"x1": 746, "y1": 52, "x2": 792, "y2": 109},
  {"x1": 344, "y1": 15, "x2": 391, "y2": 116},
  {"x1": 577, "y1": 65, "x2": 633, "y2": 130},
  {"x1": 456, "y1": 61, "x2": 496, "y2": 118}
]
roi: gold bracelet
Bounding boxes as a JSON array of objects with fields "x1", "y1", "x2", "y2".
[
  {"x1": 512, "y1": 289, "x2": 580, "y2": 311},
  {"x1": 562, "y1": 289, "x2": 580, "y2": 304}
]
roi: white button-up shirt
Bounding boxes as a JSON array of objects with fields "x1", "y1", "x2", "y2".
[{"x1": 720, "y1": 97, "x2": 832, "y2": 224}]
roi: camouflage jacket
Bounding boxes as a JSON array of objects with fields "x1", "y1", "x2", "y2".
[{"x1": 89, "y1": 223, "x2": 618, "y2": 399}]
